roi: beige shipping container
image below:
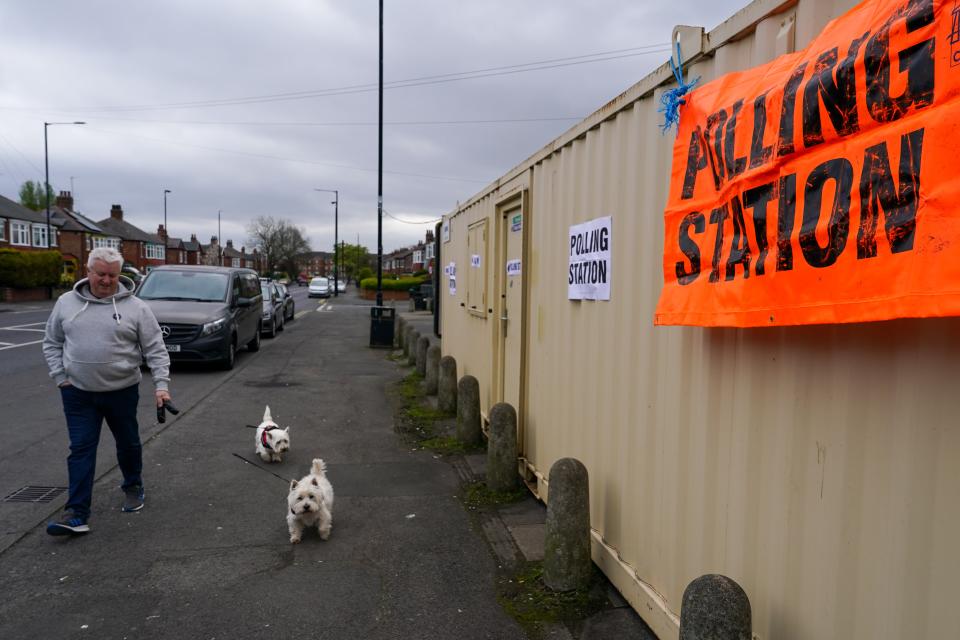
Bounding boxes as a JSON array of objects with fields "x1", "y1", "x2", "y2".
[{"x1": 439, "y1": 0, "x2": 960, "y2": 638}]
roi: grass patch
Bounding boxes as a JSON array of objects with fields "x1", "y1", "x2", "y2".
[
  {"x1": 462, "y1": 481, "x2": 528, "y2": 509},
  {"x1": 497, "y1": 563, "x2": 608, "y2": 637}
]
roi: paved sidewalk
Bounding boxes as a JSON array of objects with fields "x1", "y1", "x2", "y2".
[{"x1": 0, "y1": 300, "x2": 527, "y2": 639}]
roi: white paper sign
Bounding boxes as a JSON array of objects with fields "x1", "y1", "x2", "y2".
[
  {"x1": 568, "y1": 216, "x2": 611, "y2": 301},
  {"x1": 442, "y1": 220, "x2": 451, "y2": 243},
  {"x1": 447, "y1": 262, "x2": 456, "y2": 295},
  {"x1": 470, "y1": 254, "x2": 481, "y2": 268},
  {"x1": 506, "y1": 259, "x2": 521, "y2": 277}
]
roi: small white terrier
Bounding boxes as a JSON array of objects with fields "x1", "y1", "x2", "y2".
[
  {"x1": 287, "y1": 458, "x2": 334, "y2": 543},
  {"x1": 255, "y1": 406, "x2": 290, "y2": 463}
]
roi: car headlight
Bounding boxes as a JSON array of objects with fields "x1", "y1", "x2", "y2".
[{"x1": 200, "y1": 317, "x2": 228, "y2": 336}]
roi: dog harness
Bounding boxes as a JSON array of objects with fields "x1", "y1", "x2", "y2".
[{"x1": 260, "y1": 425, "x2": 280, "y2": 451}]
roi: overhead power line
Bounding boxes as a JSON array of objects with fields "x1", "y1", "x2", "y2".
[
  {"x1": 3, "y1": 43, "x2": 670, "y2": 114},
  {"x1": 79, "y1": 116, "x2": 586, "y2": 127},
  {"x1": 382, "y1": 209, "x2": 441, "y2": 225}
]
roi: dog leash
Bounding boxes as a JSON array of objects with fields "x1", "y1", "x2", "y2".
[
  {"x1": 231, "y1": 452, "x2": 293, "y2": 483},
  {"x1": 156, "y1": 399, "x2": 181, "y2": 424}
]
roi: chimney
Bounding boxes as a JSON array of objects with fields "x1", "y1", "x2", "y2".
[
  {"x1": 210, "y1": 235, "x2": 218, "y2": 245},
  {"x1": 157, "y1": 224, "x2": 168, "y2": 242},
  {"x1": 190, "y1": 233, "x2": 197, "y2": 242},
  {"x1": 110, "y1": 204, "x2": 123, "y2": 221},
  {"x1": 226, "y1": 239, "x2": 234, "y2": 249},
  {"x1": 240, "y1": 245, "x2": 245, "y2": 254},
  {"x1": 425, "y1": 230, "x2": 434, "y2": 243},
  {"x1": 56, "y1": 191, "x2": 74, "y2": 210}
]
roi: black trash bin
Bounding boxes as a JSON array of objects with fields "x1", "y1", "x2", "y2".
[
  {"x1": 369, "y1": 306, "x2": 395, "y2": 348},
  {"x1": 409, "y1": 286, "x2": 427, "y2": 311}
]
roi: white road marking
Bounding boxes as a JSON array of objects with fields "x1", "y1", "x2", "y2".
[{"x1": 0, "y1": 339, "x2": 43, "y2": 351}]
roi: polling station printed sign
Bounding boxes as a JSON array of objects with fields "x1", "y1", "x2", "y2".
[
  {"x1": 656, "y1": 0, "x2": 960, "y2": 326},
  {"x1": 569, "y1": 216, "x2": 611, "y2": 300}
]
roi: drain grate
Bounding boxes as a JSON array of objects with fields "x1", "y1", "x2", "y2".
[{"x1": 3, "y1": 486, "x2": 66, "y2": 503}]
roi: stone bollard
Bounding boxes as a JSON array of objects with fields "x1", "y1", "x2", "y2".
[
  {"x1": 403, "y1": 325, "x2": 416, "y2": 360},
  {"x1": 487, "y1": 403, "x2": 519, "y2": 492},
  {"x1": 396, "y1": 316, "x2": 407, "y2": 349},
  {"x1": 438, "y1": 356, "x2": 457, "y2": 414},
  {"x1": 424, "y1": 345, "x2": 441, "y2": 395},
  {"x1": 543, "y1": 457, "x2": 591, "y2": 592},
  {"x1": 679, "y1": 575, "x2": 751, "y2": 640},
  {"x1": 415, "y1": 336, "x2": 429, "y2": 376},
  {"x1": 407, "y1": 330, "x2": 420, "y2": 366},
  {"x1": 456, "y1": 375, "x2": 482, "y2": 447}
]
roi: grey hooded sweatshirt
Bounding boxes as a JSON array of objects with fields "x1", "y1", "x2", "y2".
[{"x1": 42, "y1": 276, "x2": 170, "y2": 392}]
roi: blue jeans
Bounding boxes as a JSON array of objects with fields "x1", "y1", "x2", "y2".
[{"x1": 60, "y1": 384, "x2": 143, "y2": 519}]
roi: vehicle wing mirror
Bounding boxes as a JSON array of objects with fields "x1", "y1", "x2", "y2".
[{"x1": 236, "y1": 297, "x2": 252, "y2": 308}]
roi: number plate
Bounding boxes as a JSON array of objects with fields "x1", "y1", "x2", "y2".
[{"x1": 165, "y1": 344, "x2": 181, "y2": 353}]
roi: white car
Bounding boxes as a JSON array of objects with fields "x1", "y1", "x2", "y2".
[
  {"x1": 308, "y1": 277, "x2": 331, "y2": 298},
  {"x1": 337, "y1": 279, "x2": 347, "y2": 293}
]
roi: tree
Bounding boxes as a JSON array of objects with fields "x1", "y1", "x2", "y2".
[
  {"x1": 246, "y1": 216, "x2": 311, "y2": 276},
  {"x1": 334, "y1": 243, "x2": 371, "y2": 283},
  {"x1": 19, "y1": 180, "x2": 54, "y2": 212}
]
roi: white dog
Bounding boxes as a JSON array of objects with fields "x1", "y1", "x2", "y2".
[
  {"x1": 255, "y1": 406, "x2": 290, "y2": 463},
  {"x1": 287, "y1": 458, "x2": 334, "y2": 543}
]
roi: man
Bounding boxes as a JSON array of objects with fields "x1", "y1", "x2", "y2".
[{"x1": 42, "y1": 247, "x2": 172, "y2": 536}]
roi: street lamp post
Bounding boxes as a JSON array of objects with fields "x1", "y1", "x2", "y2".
[
  {"x1": 163, "y1": 189, "x2": 171, "y2": 231},
  {"x1": 44, "y1": 121, "x2": 85, "y2": 251},
  {"x1": 314, "y1": 188, "x2": 339, "y2": 297}
]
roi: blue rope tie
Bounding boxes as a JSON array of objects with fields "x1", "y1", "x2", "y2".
[{"x1": 659, "y1": 41, "x2": 700, "y2": 134}]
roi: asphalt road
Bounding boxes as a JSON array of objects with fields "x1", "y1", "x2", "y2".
[{"x1": 0, "y1": 284, "x2": 316, "y2": 553}]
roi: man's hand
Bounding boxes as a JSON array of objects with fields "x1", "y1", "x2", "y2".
[{"x1": 155, "y1": 389, "x2": 171, "y2": 408}]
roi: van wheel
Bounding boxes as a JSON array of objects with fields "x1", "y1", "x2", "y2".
[
  {"x1": 220, "y1": 336, "x2": 237, "y2": 370},
  {"x1": 247, "y1": 323, "x2": 262, "y2": 352}
]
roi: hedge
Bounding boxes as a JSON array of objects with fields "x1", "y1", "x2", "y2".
[
  {"x1": 360, "y1": 275, "x2": 426, "y2": 291},
  {"x1": 0, "y1": 249, "x2": 61, "y2": 288}
]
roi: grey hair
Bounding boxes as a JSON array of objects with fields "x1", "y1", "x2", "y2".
[{"x1": 87, "y1": 247, "x2": 124, "y2": 269}]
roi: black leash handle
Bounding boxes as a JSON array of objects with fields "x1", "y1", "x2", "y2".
[{"x1": 157, "y1": 399, "x2": 180, "y2": 423}]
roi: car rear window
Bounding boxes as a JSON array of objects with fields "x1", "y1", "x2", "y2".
[{"x1": 137, "y1": 271, "x2": 229, "y2": 302}]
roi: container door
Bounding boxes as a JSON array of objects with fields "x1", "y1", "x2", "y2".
[{"x1": 499, "y1": 199, "x2": 525, "y2": 412}]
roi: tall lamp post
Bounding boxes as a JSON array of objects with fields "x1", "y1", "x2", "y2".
[
  {"x1": 163, "y1": 189, "x2": 171, "y2": 231},
  {"x1": 314, "y1": 188, "x2": 338, "y2": 297},
  {"x1": 44, "y1": 121, "x2": 85, "y2": 250}
]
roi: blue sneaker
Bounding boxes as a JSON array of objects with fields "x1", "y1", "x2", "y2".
[
  {"x1": 46, "y1": 512, "x2": 90, "y2": 536},
  {"x1": 122, "y1": 485, "x2": 144, "y2": 512}
]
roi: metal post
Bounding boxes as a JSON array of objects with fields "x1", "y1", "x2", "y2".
[
  {"x1": 163, "y1": 189, "x2": 171, "y2": 232},
  {"x1": 376, "y1": 0, "x2": 384, "y2": 307},
  {"x1": 314, "y1": 188, "x2": 339, "y2": 296},
  {"x1": 217, "y1": 210, "x2": 222, "y2": 266}
]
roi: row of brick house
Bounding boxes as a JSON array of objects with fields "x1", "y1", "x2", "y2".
[
  {"x1": 384, "y1": 229, "x2": 435, "y2": 276},
  {"x1": 0, "y1": 191, "x2": 266, "y2": 281}
]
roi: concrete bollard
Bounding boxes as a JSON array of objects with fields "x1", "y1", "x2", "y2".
[
  {"x1": 543, "y1": 457, "x2": 591, "y2": 592},
  {"x1": 424, "y1": 345, "x2": 441, "y2": 395},
  {"x1": 396, "y1": 316, "x2": 407, "y2": 349},
  {"x1": 415, "y1": 336, "x2": 429, "y2": 376},
  {"x1": 438, "y1": 356, "x2": 457, "y2": 414},
  {"x1": 679, "y1": 575, "x2": 752, "y2": 640},
  {"x1": 456, "y1": 375, "x2": 482, "y2": 447},
  {"x1": 487, "y1": 403, "x2": 519, "y2": 492},
  {"x1": 403, "y1": 325, "x2": 416, "y2": 360},
  {"x1": 407, "y1": 330, "x2": 420, "y2": 366}
]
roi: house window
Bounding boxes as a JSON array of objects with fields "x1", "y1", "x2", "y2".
[
  {"x1": 414, "y1": 250, "x2": 423, "y2": 264},
  {"x1": 31, "y1": 225, "x2": 50, "y2": 248},
  {"x1": 93, "y1": 236, "x2": 121, "y2": 250},
  {"x1": 0, "y1": 218, "x2": 5, "y2": 241},
  {"x1": 426, "y1": 244, "x2": 434, "y2": 260},
  {"x1": 231, "y1": 258, "x2": 240, "y2": 268},
  {"x1": 10, "y1": 222, "x2": 30, "y2": 246},
  {"x1": 145, "y1": 243, "x2": 165, "y2": 260},
  {"x1": 180, "y1": 250, "x2": 185, "y2": 264}
]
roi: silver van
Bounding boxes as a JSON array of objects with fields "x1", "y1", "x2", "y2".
[{"x1": 136, "y1": 265, "x2": 263, "y2": 369}]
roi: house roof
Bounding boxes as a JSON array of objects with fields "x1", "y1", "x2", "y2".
[
  {"x1": 167, "y1": 237, "x2": 185, "y2": 249},
  {"x1": 96, "y1": 216, "x2": 154, "y2": 242},
  {"x1": 222, "y1": 245, "x2": 242, "y2": 258},
  {"x1": 183, "y1": 239, "x2": 200, "y2": 251},
  {"x1": 0, "y1": 194, "x2": 62, "y2": 226},
  {"x1": 50, "y1": 206, "x2": 104, "y2": 234}
]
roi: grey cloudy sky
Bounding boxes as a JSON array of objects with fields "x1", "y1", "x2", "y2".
[{"x1": 0, "y1": 0, "x2": 746, "y2": 254}]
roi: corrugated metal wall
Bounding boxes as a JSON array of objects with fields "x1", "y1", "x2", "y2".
[{"x1": 440, "y1": 0, "x2": 960, "y2": 637}]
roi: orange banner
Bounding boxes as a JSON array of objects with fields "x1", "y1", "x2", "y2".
[{"x1": 655, "y1": 0, "x2": 960, "y2": 326}]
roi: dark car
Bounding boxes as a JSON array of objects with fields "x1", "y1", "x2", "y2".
[
  {"x1": 136, "y1": 265, "x2": 263, "y2": 370},
  {"x1": 260, "y1": 279, "x2": 285, "y2": 338}
]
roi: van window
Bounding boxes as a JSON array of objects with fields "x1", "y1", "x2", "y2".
[{"x1": 240, "y1": 273, "x2": 260, "y2": 298}]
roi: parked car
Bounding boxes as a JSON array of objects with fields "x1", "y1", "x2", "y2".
[
  {"x1": 336, "y1": 279, "x2": 347, "y2": 293},
  {"x1": 276, "y1": 282, "x2": 295, "y2": 321},
  {"x1": 260, "y1": 279, "x2": 285, "y2": 337},
  {"x1": 121, "y1": 264, "x2": 144, "y2": 287},
  {"x1": 136, "y1": 265, "x2": 263, "y2": 370},
  {"x1": 308, "y1": 276, "x2": 331, "y2": 298}
]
